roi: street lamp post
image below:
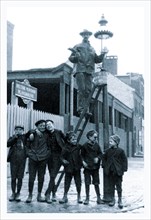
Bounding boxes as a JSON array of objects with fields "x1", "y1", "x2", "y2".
[{"x1": 94, "y1": 14, "x2": 113, "y2": 202}]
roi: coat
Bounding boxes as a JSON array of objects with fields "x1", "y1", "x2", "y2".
[
  {"x1": 81, "y1": 141, "x2": 103, "y2": 170},
  {"x1": 26, "y1": 130, "x2": 51, "y2": 161},
  {"x1": 69, "y1": 40, "x2": 105, "y2": 75},
  {"x1": 61, "y1": 143, "x2": 82, "y2": 173},
  {"x1": 102, "y1": 147, "x2": 128, "y2": 176},
  {"x1": 7, "y1": 134, "x2": 27, "y2": 162}
]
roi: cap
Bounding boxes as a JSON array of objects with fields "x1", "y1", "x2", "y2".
[
  {"x1": 66, "y1": 131, "x2": 76, "y2": 140},
  {"x1": 86, "y1": 130, "x2": 97, "y2": 138},
  {"x1": 110, "y1": 134, "x2": 120, "y2": 145},
  {"x1": 35, "y1": 120, "x2": 46, "y2": 127},
  {"x1": 15, "y1": 125, "x2": 24, "y2": 130}
]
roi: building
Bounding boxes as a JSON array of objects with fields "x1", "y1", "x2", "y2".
[
  {"x1": 8, "y1": 63, "x2": 143, "y2": 157},
  {"x1": 103, "y1": 55, "x2": 118, "y2": 76}
]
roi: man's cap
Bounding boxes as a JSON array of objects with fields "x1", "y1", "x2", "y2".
[
  {"x1": 110, "y1": 134, "x2": 120, "y2": 145},
  {"x1": 86, "y1": 129, "x2": 97, "y2": 138},
  {"x1": 79, "y1": 29, "x2": 92, "y2": 36},
  {"x1": 15, "y1": 125, "x2": 24, "y2": 130},
  {"x1": 35, "y1": 119, "x2": 46, "y2": 127},
  {"x1": 66, "y1": 131, "x2": 76, "y2": 140}
]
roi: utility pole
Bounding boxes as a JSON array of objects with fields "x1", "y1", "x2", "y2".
[{"x1": 94, "y1": 14, "x2": 113, "y2": 202}]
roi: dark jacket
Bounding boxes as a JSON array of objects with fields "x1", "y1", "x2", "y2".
[
  {"x1": 47, "y1": 129, "x2": 65, "y2": 154},
  {"x1": 102, "y1": 147, "x2": 128, "y2": 176},
  {"x1": 61, "y1": 142, "x2": 82, "y2": 173},
  {"x1": 69, "y1": 40, "x2": 105, "y2": 75},
  {"x1": 7, "y1": 134, "x2": 27, "y2": 162},
  {"x1": 26, "y1": 130, "x2": 51, "y2": 161},
  {"x1": 81, "y1": 142, "x2": 103, "y2": 170}
]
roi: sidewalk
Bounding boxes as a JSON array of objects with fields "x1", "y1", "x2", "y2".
[{"x1": 7, "y1": 157, "x2": 145, "y2": 214}]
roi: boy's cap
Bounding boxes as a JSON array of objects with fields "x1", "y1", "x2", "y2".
[
  {"x1": 46, "y1": 119, "x2": 54, "y2": 124},
  {"x1": 66, "y1": 131, "x2": 76, "y2": 140},
  {"x1": 15, "y1": 125, "x2": 24, "y2": 130},
  {"x1": 86, "y1": 130, "x2": 97, "y2": 138},
  {"x1": 80, "y1": 29, "x2": 92, "y2": 36},
  {"x1": 35, "y1": 120, "x2": 46, "y2": 127},
  {"x1": 110, "y1": 134, "x2": 120, "y2": 145}
]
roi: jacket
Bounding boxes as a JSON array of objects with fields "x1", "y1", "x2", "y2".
[
  {"x1": 102, "y1": 147, "x2": 128, "y2": 176},
  {"x1": 69, "y1": 40, "x2": 105, "y2": 75},
  {"x1": 81, "y1": 142, "x2": 103, "y2": 170},
  {"x1": 61, "y1": 142, "x2": 82, "y2": 173}
]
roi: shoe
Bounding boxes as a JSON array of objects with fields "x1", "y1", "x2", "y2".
[
  {"x1": 15, "y1": 193, "x2": 21, "y2": 202},
  {"x1": 9, "y1": 193, "x2": 15, "y2": 202},
  {"x1": 59, "y1": 196, "x2": 68, "y2": 204},
  {"x1": 45, "y1": 194, "x2": 52, "y2": 204},
  {"x1": 26, "y1": 194, "x2": 32, "y2": 203},
  {"x1": 77, "y1": 195, "x2": 83, "y2": 204},
  {"x1": 109, "y1": 199, "x2": 115, "y2": 206},
  {"x1": 96, "y1": 197, "x2": 105, "y2": 204},
  {"x1": 52, "y1": 194, "x2": 57, "y2": 202},
  {"x1": 118, "y1": 198, "x2": 123, "y2": 209},
  {"x1": 37, "y1": 193, "x2": 45, "y2": 202},
  {"x1": 83, "y1": 198, "x2": 89, "y2": 205}
]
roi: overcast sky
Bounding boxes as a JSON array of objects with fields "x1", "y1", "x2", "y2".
[{"x1": 3, "y1": 0, "x2": 150, "y2": 75}]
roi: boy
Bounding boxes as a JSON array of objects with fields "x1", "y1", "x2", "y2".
[
  {"x1": 59, "y1": 131, "x2": 82, "y2": 204},
  {"x1": 102, "y1": 134, "x2": 128, "y2": 208},
  {"x1": 45, "y1": 119, "x2": 65, "y2": 203},
  {"x1": 81, "y1": 130, "x2": 104, "y2": 205},
  {"x1": 26, "y1": 120, "x2": 51, "y2": 203},
  {"x1": 7, "y1": 125, "x2": 27, "y2": 202}
]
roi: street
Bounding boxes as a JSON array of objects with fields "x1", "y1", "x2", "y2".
[{"x1": 6, "y1": 157, "x2": 146, "y2": 216}]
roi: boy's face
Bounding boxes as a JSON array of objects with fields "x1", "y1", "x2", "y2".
[
  {"x1": 37, "y1": 122, "x2": 46, "y2": 133},
  {"x1": 46, "y1": 121, "x2": 54, "y2": 132},
  {"x1": 88, "y1": 133, "x2": 98, "y2": 144},
  {"x1": 68, "y1": 135, "x2": 77, "y2": 145},
  {"x1": 109, "y1": 137, "x2": 117, "y2": 147},
  {"x1": 15, "y1": 128, "x2": 24, "y2": 136}
]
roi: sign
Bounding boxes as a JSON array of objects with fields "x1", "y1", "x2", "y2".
[{"x1": 14, "y1": 80, "x2": 37, "y2": 102}]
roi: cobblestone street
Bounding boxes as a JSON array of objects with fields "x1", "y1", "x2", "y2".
[{"x1": 4, "y1": 157, "x2": 150, "y2": 219}]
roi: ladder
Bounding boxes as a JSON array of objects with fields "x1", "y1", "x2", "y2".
[{"x1": 55, "y1": 84, "x2": 104, "y2": 191}]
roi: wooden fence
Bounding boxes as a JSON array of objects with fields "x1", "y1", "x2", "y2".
[{"x1": 7, "y1": 104, "x2": 64, "y2": 138}]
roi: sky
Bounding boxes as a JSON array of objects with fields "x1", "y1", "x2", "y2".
[{"x1": 2, "y1": 0, "x2": 150, "y2": 76}]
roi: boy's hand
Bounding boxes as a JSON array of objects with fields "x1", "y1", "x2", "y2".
[
  {"x1": 62, "y1": 159, "x2": 69, "y2": 165},
  {"x1": 94, "y1": 157, "x2": 99, "y2": 163},
  {"x1": 82, "y1": 161, "x2": 88, "y2": 168}
]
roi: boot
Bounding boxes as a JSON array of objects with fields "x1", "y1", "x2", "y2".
[
  {"x1": 45, "y1": 194, "x2": 52, "y2": 204},
  {"x1": 59, "y1": 194, "x2": 68, "y2": 204},
  {"x1": 108, "y1": 198, "x2": 115, "y2": 206},
  {"x1": 26, "y1": 193, "x2": 32, "y2": 203},
  {"x1": 9, "y1": 193, "x2": 16, "y2": 202},
  {"x1": 83, "y1": 197, "x2": 89, "y2": 205},
  {"x1": 52, "y1": 193, "x2": 57, "y2": 202},
  {"x1": 15, "y1": 193, "x2": 21, "y2": 202},
  {"x1": 37, "y1": 193, "x2": 45, "y2": 202},
  {"x1": 96, "y1": 196, "x2": 105, "y2": 204},
  {"x1": 77, "y1": 194, "x2": 82, "y2": 204},
  {"x1": 118, "y1": 197, "x2": 123, "y2": 209}
]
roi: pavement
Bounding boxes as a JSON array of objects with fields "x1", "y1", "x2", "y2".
[{"x1": 6, "y1": 157, "x2": 147, "y2": 216}]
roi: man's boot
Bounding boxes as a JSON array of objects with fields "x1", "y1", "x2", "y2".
[
  {"x1": 59, "y1": 194, "x2": 68, "y2": 204},
  {"x1": 108, "y1": 198, "x2": 115, "y2": 206},
  {"x1": 45, "y1": 193, "x2": 52, "y2": 204},
  {"x1": 37, "y1": 193, "x2": 45, "y2": 202},
  {"x1": 26, "y1": 193, "x2": 32, "y2": 203},
  {"x1": 94, "y1": 185, "x2": 104, "y2": 204},
  {"x1": 83, "y1": 196, "x2": 89, "y2": 205}
]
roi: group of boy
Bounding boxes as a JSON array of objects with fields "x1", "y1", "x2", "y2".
[{"x1": 7, "y1": 119, "x2": 128, "y2": 209}]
